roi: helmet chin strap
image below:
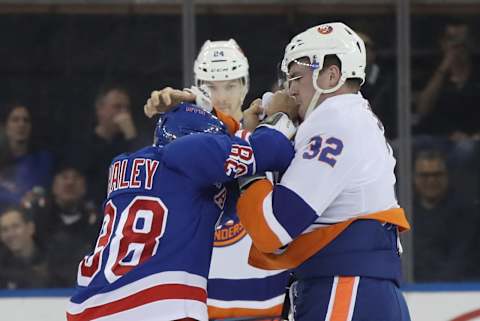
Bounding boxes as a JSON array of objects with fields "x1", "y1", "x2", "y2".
[{"x1": 304, "y1": 68, "x2": 346, "y2": 119}]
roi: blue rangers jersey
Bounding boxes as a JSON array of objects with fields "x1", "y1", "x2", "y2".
[{"x1": 67, "y1": 128, "x2": 294, "y2": 321}]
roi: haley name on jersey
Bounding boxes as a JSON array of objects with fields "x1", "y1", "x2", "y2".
[
  {"x1": 67, "y1": 127, "x2": 294, "y2": 321},
  {"x1": 237, "y1": 94, "x2": 410, "y2": 280}
]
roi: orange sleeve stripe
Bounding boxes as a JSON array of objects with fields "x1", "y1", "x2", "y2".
[
  {"x1": 208, "y1": 304, "x2": 282, "y2": 319},
  {"x1": 237, "y1": 179, "x2": 283, "y2": 253},
  {"x1": 329, "y1": 276, "x2": 356, "y2": 321},
  {"x1": 214, "y1": 108, "x2": 240, "y2": 134},
  {"x1": 248, "y1": 208, "x2": 410, "y2": 270}
]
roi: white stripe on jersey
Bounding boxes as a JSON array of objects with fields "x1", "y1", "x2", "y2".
[
  {"x1": 68, "y1": 271, "x2": 206, "y2": 314},
  {"x1": 324, "y1": 276, "x2": 339, "y2": 321},
  {"x1": 93, "y1": 299, "x2": 207, "y2": 321},
  {"x1": 207, "y1": 294, "x2": 285, "y2": 309},
  {"x1": 262, "y1": 192, "x2": 292, "y2": 246}
]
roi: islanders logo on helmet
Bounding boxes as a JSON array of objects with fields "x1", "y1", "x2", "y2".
[
  {"x1": 154, "y1": 103, "x2": 227, "y2": 147},
  {"x1": 317, "y1": 25, "x2": 333, "y2": 35}
]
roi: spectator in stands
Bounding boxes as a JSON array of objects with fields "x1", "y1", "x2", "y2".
[
  {"x1": 358, "y1": 31, "x2": 397, "y2": 139},
  {"x1": 26, "y1": 164, "x2": 99, "y2": 287},
  {"x1": 416, "y1": 20, "x2": 480, "y2": 139},
  {"x1": 413, "y1": 150, "x2": 478, "y2": 281},
  {"x1": 73, "y1": 84, "x2": 140, "y2": 206},
  {"x1": 0, "y1": 103, "x2": 53, "y2": 210},
  {"x1": 0, "y1": 207, "x2": 49, "y2": 288}
]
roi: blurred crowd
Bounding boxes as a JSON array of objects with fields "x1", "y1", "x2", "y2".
[{"x1": 0, "y1": 19, "x2": 479, "y2": 289}]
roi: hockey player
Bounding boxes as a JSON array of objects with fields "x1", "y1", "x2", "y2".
[
  {"x1": 66, "y1": 103, "x2": 294, "y2": 321},
  {"x1": 194, "y1": 39, "x2": 248, "y2": 122},
  {"x1": 235, "y1": 22, "x2": 412, "y2": 321},
  {"x1": 146, "y1": 39, "x2": 289, "y2": 320},
  {"x1": 194, "y1": 39, "x2": 289, "y2": 320}
]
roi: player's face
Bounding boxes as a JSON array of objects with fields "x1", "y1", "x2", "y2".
[
  {"x1": 288, "y1": 59, "x2": 342, "y2": 121},
  {"x1": 205, "y1": 79, "x2": 245, "y2": 117},
  {"x1": 287, "y1": 62, "x2": 315, "y2": 121},
  {"x1": 0, "y1": 210, "x2": 35, "y2": 255},
  {"x1": 414, "y1": 159, "x2": 448, "y2": 202},
  {"x1": 5, "y1": 106, "x2": 31, "y2": 144}
]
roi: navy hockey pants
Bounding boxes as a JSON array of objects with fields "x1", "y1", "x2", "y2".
[{"x1": 290, "y1": 276, "x2": 411, "y2": 321}]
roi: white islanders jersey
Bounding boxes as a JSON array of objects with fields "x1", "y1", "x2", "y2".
[{"x1": 282, "y1": 93, "x2": 399, "y2": 234}]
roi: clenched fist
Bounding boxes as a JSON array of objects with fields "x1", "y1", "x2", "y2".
[
  {"x1": 144, "y1": 87, "x2": 196, "y2": 118},
  {"x1": 242, "y1": 98, "x2": 263, "y2": 132},
  {"x1": 265, "y1": 91, "x2": 299, "y2": 122}
]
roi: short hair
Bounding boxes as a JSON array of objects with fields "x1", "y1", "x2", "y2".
[
  {"x1": 94, "y1": 83, "x2": 131, "y2": 106},
  {"x1": 322, "y1": 55, "x2": 362, "y2": 89},
  {"x1": 1, "y1": 101, "x2": 31, "y2": 125},
  {"x1": 291, "y1": 56, "x2": 362, "y2": 90},
  {"x1": 0, "y1": 206, "x2": 32, "y2": 224},
  {"x1": 414, "y1": 149, "x2": 447, "y2": 167}
]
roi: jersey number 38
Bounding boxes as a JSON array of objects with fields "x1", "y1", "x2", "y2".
[{"x1": 77, "y1": 196, "x2": 168, "y2": 286}]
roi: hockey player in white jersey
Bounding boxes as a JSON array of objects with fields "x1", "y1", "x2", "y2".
[
  {"x1": 145, "y1": 39, "x2": 288, "y2": 320},
  {"x1": 236, "y1": 22, "x2": 412, "y2": 321},
  {"x1": 194, "y1": 39, "x2": 288, "y2": 320}
]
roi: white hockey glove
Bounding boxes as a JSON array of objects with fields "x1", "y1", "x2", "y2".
[
  {"x1": 183, "y1": 85, "x2": 213, "y2": 112},
  {"x1": 257, "y1": 112, "x2": 297, "y2": 140}
]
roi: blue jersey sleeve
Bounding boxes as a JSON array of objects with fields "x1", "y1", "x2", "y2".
[
  {"x1": 163, "y1": 129, "x2": 294, "y2": 187},
  {"x1": 247, "y1": 127, "x2": 294, "y2": 174}
]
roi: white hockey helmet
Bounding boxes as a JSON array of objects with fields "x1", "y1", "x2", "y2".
[
  {"x1": 194, "y1": 39, "x2": 249, "y2": 91},
  {"x1": 281, "y1": 22, "x2": 366, "y2": 118}
]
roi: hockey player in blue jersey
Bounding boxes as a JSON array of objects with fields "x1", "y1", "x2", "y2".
[{"x1": 66, "y1": 103, "x2": 294, "y2": 321}]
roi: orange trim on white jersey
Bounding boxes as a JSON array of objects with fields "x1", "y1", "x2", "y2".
[
  {"x1": 237, "y1": 180, "x2": 411, "y2": 270},
  {"x1": 236, "y1": 179, "x2": 283, "y2": 253}
]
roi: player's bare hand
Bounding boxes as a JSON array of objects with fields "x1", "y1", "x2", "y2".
[
  {"x1": 242, "y1": 98, "x2": 262, "y2": 132},
  {"x1": 266, "y1": 91, "x2": 299, "y2": 122},
  {"x1": 144, "y1": 87, "x2": 196, "y2": 118}
]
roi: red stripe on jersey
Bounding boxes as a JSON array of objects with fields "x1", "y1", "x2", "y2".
[{"x1": 67, "y1": 283, "x2": 207, "y2": 321}]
